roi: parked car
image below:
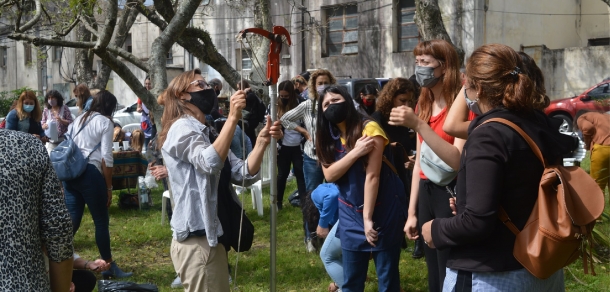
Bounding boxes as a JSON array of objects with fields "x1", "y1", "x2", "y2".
[
  {"x1": 544, "y1": 80, "x2": 610, "y2": 132},
  {"x1": 337, "y1": 78, "x2": 381, "y2": 100},
  {"x1": 66, "y1": 98, "x2": 139, "y2": 127},
  {"x1": 376, "y1": 78, "x2": 391, "y2": 89}
]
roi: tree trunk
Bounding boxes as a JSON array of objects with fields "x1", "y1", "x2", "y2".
[
  {"x1": 74, "y1": 23, "x2": 95, "y2": 87},
  {"x1": 93, "y1": 6, "x2": 140, "y2": 90},
  {"x1": 251, "y1": 0, "x2": 272, "y2": 102},
  {"x1": 415, "y1": 0, "x2": 465, "y2": 65}
]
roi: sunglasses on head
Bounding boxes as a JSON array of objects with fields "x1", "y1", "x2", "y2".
[{"x1": 190, "y1": 79, "x2": 210, "y2": 90}]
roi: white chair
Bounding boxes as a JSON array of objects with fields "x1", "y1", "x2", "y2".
[
  {"x1": 161, "y1": 190, "x2": 171, "y2": 225},
  {"x1": 122, "y1": 123, "x2": 141, "y2": 133}
]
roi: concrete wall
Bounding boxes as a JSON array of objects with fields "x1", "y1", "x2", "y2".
[
  {"x1": 0, "y1": 39, "x2": 40, "y2": 93},
  {"x1": 524, "y1": 45, "x2": 610, "y2": 100}
]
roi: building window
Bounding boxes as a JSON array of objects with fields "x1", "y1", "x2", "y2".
[
  {"x1": 242, "y1": 49, "x2": 252, "y2": 71},
  {"x1": 0, "y1": 47, "x2": 7, "y2": 67},
  {"x1": 166, "y1": 51, "x2": 173, "y2": 65},
  {"x1": 398, "y1": 0, "x2": 419, "y2": 52},
  {"x1": 325, "y1": 4, "x2": 358, "y2": 56},
  {"x1": 588, "y1": 38, "x2": 610, "y2": 47},
  {"x1": 53, "y1": 46, "x2": 62, "y2": 61},
  {"x1": 125, "y1": 33, "x2": 132, "y2": 53},
  {"x1": 24, "y1": 42, "x2": 32, "y2": 65}
]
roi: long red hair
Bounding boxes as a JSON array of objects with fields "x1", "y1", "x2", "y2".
[{"x1": 414, "y1": 39, "x2": 462, "y2": 123}]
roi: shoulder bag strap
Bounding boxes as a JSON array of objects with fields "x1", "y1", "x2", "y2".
[
  {"x1": 72, "y1": 113, "x2": 100, "y2": 138},
  {"x1": 478, "y1": 118, "x2": 546, "y2": 236}
]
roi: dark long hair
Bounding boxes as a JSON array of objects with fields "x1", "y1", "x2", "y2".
[
  {"x1": 45, "y1": 89, "x2": 65, "y2": 109},
  {"x1": 356, "y1": 84, "x2": 378, "y2": 115},
  {"x1": 315, "y1": 86, "x2": 365, "y2": 166},
  {"x1": 277, "y1": 80, "x2": 299, "y2": 118},
  {"x1": 80, "y1": 90, "x2": 117, "y2": 126}
]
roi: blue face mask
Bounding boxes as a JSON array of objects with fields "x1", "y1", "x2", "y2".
[
  {"x1": 23, "y1": 105, "x2": 35, "y2": 113},
  {"x1": 464, "y1": 89, "x2": 482, "y2": 116}
]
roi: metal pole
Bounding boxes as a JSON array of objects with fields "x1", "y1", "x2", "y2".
[{"x1": 268, "y1": 83, "x2": 278, "y2": 292}]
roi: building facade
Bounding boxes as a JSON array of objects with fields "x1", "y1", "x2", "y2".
[{"x1": 1, "y1": 0, "x2": 608, "y2": 102}]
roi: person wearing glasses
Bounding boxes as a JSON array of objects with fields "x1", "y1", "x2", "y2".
[{"x1": 158, "y1": 69, "x2": 282, "y2": 291}]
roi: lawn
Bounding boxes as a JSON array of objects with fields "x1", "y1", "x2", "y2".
[{"x1": 74, "y1": 161, "x2": 610, "y2": 291}]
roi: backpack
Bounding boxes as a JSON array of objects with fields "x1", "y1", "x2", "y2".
[
  {"x1": 50, "y1": 115, "x2": 101, "y2": 181},
  {"x1": 483, "y1": 118, "x2": 605, "y2": 279}
]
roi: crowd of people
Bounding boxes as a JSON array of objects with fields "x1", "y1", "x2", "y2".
[{"x1": 2, "y1": 38, "x2": 608, "y2": 292}]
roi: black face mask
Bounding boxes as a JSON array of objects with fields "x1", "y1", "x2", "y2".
[
  {"x1": 188, "y1": 89, "x2": 216, "y2": 115},
  {"x1": 324, "y1": 102, "x2": 349, "y2": 124},
  {"x1": 280, "y1": 98, "x2": 289, "y2": 105},
  {"x1": 214, "y1": 89, "x2": 221, "y2": 97}
]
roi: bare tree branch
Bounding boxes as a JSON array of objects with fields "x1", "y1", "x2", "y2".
[
  {"x1": 94, "y1": 2, "x2": 142, "y2": 88},
  {"x1": 601, "y1": 0, "x2": 610, "y2": 7},
  {"x1": 94, "y1": 0, "x2": 118, "y2": 51},
  {"x1": 78, "y1": 15, "x2": 99, "y2": 38},
  {"x1": 135, "y1": 4, "x2": 168, "y2": 30},
  {"x1": 153, "y1": 0, "x2": 175, "y2": 22},
  {"x1": 96, "y1": 49, "x2": 156, "y2": 110},
  {"x1": 55, "y1": 18, "x2": 80, "y2": 37},
  {"x1": 17, "y1": 0, "x2": 42, "y2": 32},
  {"x1": 147, "y1": 0, "x2": 200, "y2": 94},
  {"x1": 8, "y1": 32, "x2": 95, "y2": 48}
]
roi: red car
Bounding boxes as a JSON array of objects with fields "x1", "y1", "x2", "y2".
[{"x1": 545, "y1": 80, "x2": 610, "y2": 132}]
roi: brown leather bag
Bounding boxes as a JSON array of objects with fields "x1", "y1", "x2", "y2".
[{"x1": 484, "y1": 118, "x2": 605, "y2": 279}]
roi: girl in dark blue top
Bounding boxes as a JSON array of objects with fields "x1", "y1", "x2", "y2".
[{"x1": 316, "y1": 86, "x2": 407, "y2": 292}]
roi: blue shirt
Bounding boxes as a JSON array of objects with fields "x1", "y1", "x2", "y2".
[
  {"x1": 311, "y1": 183, "x2": 339, "y2": 228},
  {"x1": 83, "y1": 96, "x2": 93, "y2": 112}
]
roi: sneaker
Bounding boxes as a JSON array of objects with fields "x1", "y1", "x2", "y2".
[
  {"x1": 306, "y1": 239, "x2": 315, "y2": 253},
  {"x1": 171, "y1": 276, "x2": 182, "y2": 289}
]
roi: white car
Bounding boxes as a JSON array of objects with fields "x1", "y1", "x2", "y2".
[{"x1": 66, "y1": 99, "x2": 139, "y2": 126}]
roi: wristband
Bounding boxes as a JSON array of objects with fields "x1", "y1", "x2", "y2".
[
  {"x1": 84, "y1": 260, "x2": 89, "y2": 270},
  {"x1": 107, "y1": 186, "x2": 113, "y2": 191}
]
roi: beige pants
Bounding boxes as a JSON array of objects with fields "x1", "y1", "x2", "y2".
[{"x1": 171, "y1": 237, "x2": 230, "y2": 292}]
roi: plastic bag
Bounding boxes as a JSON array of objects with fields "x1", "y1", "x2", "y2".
[
  {"x1": 97, "y1": 280, "x2": 158, "y2": 292},
  {"x1": 45, "y1": 119, "x2": 59, "y2": 141},
  {"x1": 144, "y1": 169, "x2": 158, "y2": 189}
]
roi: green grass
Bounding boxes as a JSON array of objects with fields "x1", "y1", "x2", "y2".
[{"x1": 75, "y1": 171, "x2": 610, "y2": 291}]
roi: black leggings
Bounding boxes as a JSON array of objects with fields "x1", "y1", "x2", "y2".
[
  {"x1": 418, "y1": 179, "x2": 455, "y2": 292},
  {"x1": 277, "y1": 145, "x2": 306, "y2": 204}
]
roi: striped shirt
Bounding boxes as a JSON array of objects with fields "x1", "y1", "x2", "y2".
[
  {"x1": 162, "y1": 115, "x2": 259, "y2": 245},
  {"x1": 280, "y1": 99, "x2": 318, "y2": 160}
]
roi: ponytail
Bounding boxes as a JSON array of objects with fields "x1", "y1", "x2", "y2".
[{"x1": 502, "y1": 70, "x2": 536, "y2": 112}]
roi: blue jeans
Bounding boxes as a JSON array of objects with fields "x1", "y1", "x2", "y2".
[
  {"x1": 443, "y1": 267, "x2": 565, "y2": 292},
  {"x1": 302, "y1": 154, "x2": 324, "y2": 240},
  {"x1": 320, "y1": 223, "x2": 343, "y2": 288},
  {"x1": 303, "y1": 154, "x2": 324, "y2": 192},
  {"x1": 342, "y1": 244, "x2": 401, "y2": 292},
  {"x1": 63, "y1": 164, "x2": 112, "y2": 260}
]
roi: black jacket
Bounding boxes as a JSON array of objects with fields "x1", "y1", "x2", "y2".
[{"x1": 431, "y1": 108, "x2": 578, "y2": 272}]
